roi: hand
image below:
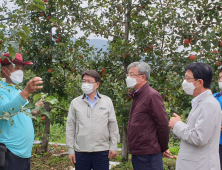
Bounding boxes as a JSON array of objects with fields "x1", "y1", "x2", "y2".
[
  {"x1": 35, "y1": 98, "x2": 44, "y2": 107},
  {"x1": 24, "y1": 77, "x2": 43, "y2": 94},
  {"x1": 108, "y1": 150, "x2": 118, "y2": 159},
  {"x1": 169, "y1": 113, "x2": 181, "y2": 129},
  {"x1": 162, "y1": 149, "x2": 172, "y2": 158},
  {"x1": 20, "y1": 77, "x2": 43, "y2": 100},
  {"x1": 69, "y1": 153, "x2": 76, "y2": 165}
]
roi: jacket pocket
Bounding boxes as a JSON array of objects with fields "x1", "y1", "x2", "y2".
[{"x1": 179, "y1": 153, "x2": 199, "y2": 170}]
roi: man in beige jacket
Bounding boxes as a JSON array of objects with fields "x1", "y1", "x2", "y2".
[{"x1": 66, "y1": 70, "x2": 119, "y2": 170}]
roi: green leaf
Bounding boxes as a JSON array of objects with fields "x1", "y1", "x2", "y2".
[
  {"x1": 44, "y1": 96, "x2": 58, "y2": 105},
  {"x1": 7, "y1": 47, "x2": 16, "y2": 59},
  {"x1": 18, "y1": 30, "x2": 27, "y2": 42},
  {"x1": 33, "y1": 94, "x2": 42, "y2": 102},
  {"x1": 22, "y1": 25, "x2": 30, "y2": 37},
  {"x1": 34, "y1": 0, "x2": 45, "y2": 5},
  {"x1": 24, "y1": 103, "x2": 35, "y2": 109},
  {"x1": 39, "y1": 107, "x2": 50, "y2": 119},
  {"x1": 31, "y1": 4, "x2": 46, "y2": 12},
  {"x1": 10, "y1": 29, "x2": 18, "y2": 36},
  {"x1": 0, "y1": 31, "x2": 4, "y2": 39},
  {"x1": 9, "y1": 41, "x2": 19, "y2": 51}
]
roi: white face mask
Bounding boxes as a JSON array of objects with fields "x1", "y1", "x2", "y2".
[
  {"x1": 218, "y1": 82, "x2": 222, "y2": 90},
  {"x1": 82, "y1": 83, "x2": 96, "y2": 94},
  {"x1": 125, "y1": 76, "x2": 141, "y2": 88},
  {"x1": 5, "y1": 68, "x2": 24, "y2": 84},
  {"x1": 182, "y1": 80, "x2": 198, "y2": 95}
]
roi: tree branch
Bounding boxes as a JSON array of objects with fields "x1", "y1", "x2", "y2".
[{"x1": 50, "y1": 106, "x2": 68, "y2": 112}]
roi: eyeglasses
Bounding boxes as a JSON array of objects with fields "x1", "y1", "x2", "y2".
[
  {"x1": 183, "y1": 76, "x2": 196, "y2": 81},
  {"x1": 81, "y1": 80, "x2": 96, "y2": 84},
  {"x1": 126, "y1": 74, "x2": 144, "y2": 78}
]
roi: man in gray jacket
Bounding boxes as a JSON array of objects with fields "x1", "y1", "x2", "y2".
[
  {"x1": 66, "y1": 70, "x2": 119, "y2": 170},
  {"x1": 169, "y1": 62, "x2": 221, "y2": 170}
]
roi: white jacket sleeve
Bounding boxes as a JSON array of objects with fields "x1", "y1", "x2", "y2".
[
  {"x1": 173, "y1": 103, "x2": 218, "y2": 147},
  {"x1": 66, "y1": 101, "x2": 76, "y2": 154},
  {"x1": 108, "y1": 99, "x2": 119, "y2": 151}
]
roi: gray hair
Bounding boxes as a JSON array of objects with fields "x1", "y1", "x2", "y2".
[{"x1": 127, "y1": 62, "x2": 151, "y2": 80}]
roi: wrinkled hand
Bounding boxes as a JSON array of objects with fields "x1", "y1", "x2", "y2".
[
  {"x1": 24, "y1": 77, "x2": 43, "y2": 94},
  {"x1": 20, "y1": 77, "x2": 43, "y2": 100},
  {"x1": 35, "y1": 98, "x2": 44, "y2": 107},
  {"x1": 69, "y1": 153, "x2": 76, "y2": 165},
  {"x1": 169, "y1": 113, "x2": 181, "y2": 129},
  {"x1": 162, "y1": 149, "x2": 172, "y2": 158},
  {"x1": 108, "y1": 150, "x2": 118, "y2": 159}
]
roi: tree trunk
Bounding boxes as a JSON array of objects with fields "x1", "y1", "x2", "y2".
[
  {"x1": 39, "y1": 102, "x2": 51, "y2": 152},
  {"x1": 121, "y1": 122, "x2": 129, "y2": 162}
]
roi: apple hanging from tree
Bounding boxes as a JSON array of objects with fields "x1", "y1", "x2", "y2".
[
  {"x1": 217, "y1": 61, "x2": 221, "y2": 67},
  {"x1": 0, "y1": 40, "x2": 2, "y2": 44},
  {"x1": 41, "y1": 116, "x2": 45, "y2": 120},
  {"x1": 34, "y1": 17, "x2": 38, "y2": 21},
  {"x1": 47, "y1": 16, "x2": 50, "y2": 20},
  {"x1": 117, "y1": 55, "x2": 121, "y2": 57},
  {"x1": 47, "y1": 69, "x2": 53, "y2": 73},
  {"x1": 70, "y1": 48, "x2": 73, "y2": 51},
  {"x1": 40, "y1": 12, "x2": 45, "y2": 16},
  {"x1": 184, "y1": 39, "x2": 190, "y2": 44},
  {"x1": 56, "y1": 38, "x2": 60, "y2": 43},
  {"x1": 54, "y1": 144, "x2": 58, "y2": 147},
  {"x1": 220, "y1": 41, "x2": 222, "y2": 47},
  {"x1": 101, "y1": 68, "x2": 106, "y2": 72},
  {"x1": 189, "y1": 55, "x2": 195, "y2": 60},
  {"x1": 44, "y1": 0, "x2": 47, "y2": 2},
  {"x1": 79, "y1": 55, "x2": 82, "y2": 58},
  {"x1": 212, "y1": 50, "x2": 218, "y2": 54},
  {"x1": 38, "y1": 132, "x2": 42, "y2": 136}
]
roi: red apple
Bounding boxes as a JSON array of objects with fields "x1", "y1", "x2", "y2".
[
  {"x1": 58, "y1": 27, "x2": 61, "y2": 31},
  {"x1": 58, "y1": 84, "x2": 60, "y2": 86},
  {"x1": 101, "y1": 68, "x2": 106, "y2": 72},
  {"x1": 212, "y1": 50, "x2": 218, "y2": 54},
  {"x1": 70, "y1": 48, "x2": 73, "y2": 51},
  {"x1": 0, "y1": 40, "x2": 2, "y2": 44},
  {"x1": 61, "y1": 150, "x2": 65, "y2": 152},
  {"x1": 37, "y1": 110, "x2": 41, "y2": 114},
  {"x1": 150, "y1": 45, "x2": 153, "y2": 49},
  {"x1": 68, "y1": 22, "x2": 70, "y2": 25},
  {"x1": 117, "y1": 55, "x2": 121, "y2": 57},
  {"x1": 217, "y1": 61, "x2": 221, "y2": 67},
  {"x1": 49, "y1": 35, "x2": 52, "y2": 38},
  {"x1": 52, "y1": 82, "x2": 55, "y2": 85},
  {"x1": 220, "y1": 41, "x2": 222, "y2": 47},
  {"x1": 34, "y1": 17, "x2": 38, "y2": 21},
  {"x1": 47, "y1": 16, "x2": 50, "y2": 20},
  {"x1": 72, "y1": 68, "x2": 75, "y2": 72},
  {"x1": 38, "y1": 132, "x2": 42, "y2": 136},
  {"x1": 54, "y1": 144, "x2": 58, "y2": 147},
  {"x1": 40, "y1": 12, "x2": 45, "y2": 16},
  {"x1": 41, "y1": 116, "x2": 45, "y2": 120},
  {"x1": 184, "y1": 39, "x2": 190, "y2": 44},
  {"x1": 44, "y1": 0, "x2": 47, "y2": 2},
  {"x1": 56, "y1": 38, "x2": 60, "y2": 43},
  {"x1": 79, "y1": 55, "x2": 82, "y2": 58},
  {"x1": 47, "y1": 69, "x2": 53, "y2": 73},
  {"x1": 189, "y1": 55, "x2": 195, "y2": 60}
]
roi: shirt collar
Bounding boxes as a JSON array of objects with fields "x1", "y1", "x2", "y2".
[
  {"x1": 86, "y1": 92, "x2": 98, "y2": 101},
  {"x1": 191, "y1": 89, "x2": 210, "y2": 107}
]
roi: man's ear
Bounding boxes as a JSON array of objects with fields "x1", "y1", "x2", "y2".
[
  {"x1": 197, "y1": 79, "x2": 204, "y2": 87},
  {"x1": 1, "y1": 66, "x2": 6, "y2": 74},
  {"x1": 96, "y1": 82, "x2": 100, "y2": 88}
]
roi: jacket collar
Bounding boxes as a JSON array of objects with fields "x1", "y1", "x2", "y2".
[
  {"x1": 129, "y1": 82, "x2": 149, "y2": 99},
  {"x1": 189, "y1": 89, "x2": 212, "y2": 116},
  {"x1": 82, "y1": 90, "x2": 101, "y2": 99}
]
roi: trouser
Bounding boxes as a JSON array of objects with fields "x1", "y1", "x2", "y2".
[
  {"x1": 132, "y1": 152, "x2": 163, "y2": 170},
  {"x1": 75, "y1": 150, "x2": 109, "y2": 170},
  {"x1": 219, "y1": 144, "x2": 222, "y2": 170},
  {"x1": 0, "y1": 149, "x2": 30, "y2": 170}
]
